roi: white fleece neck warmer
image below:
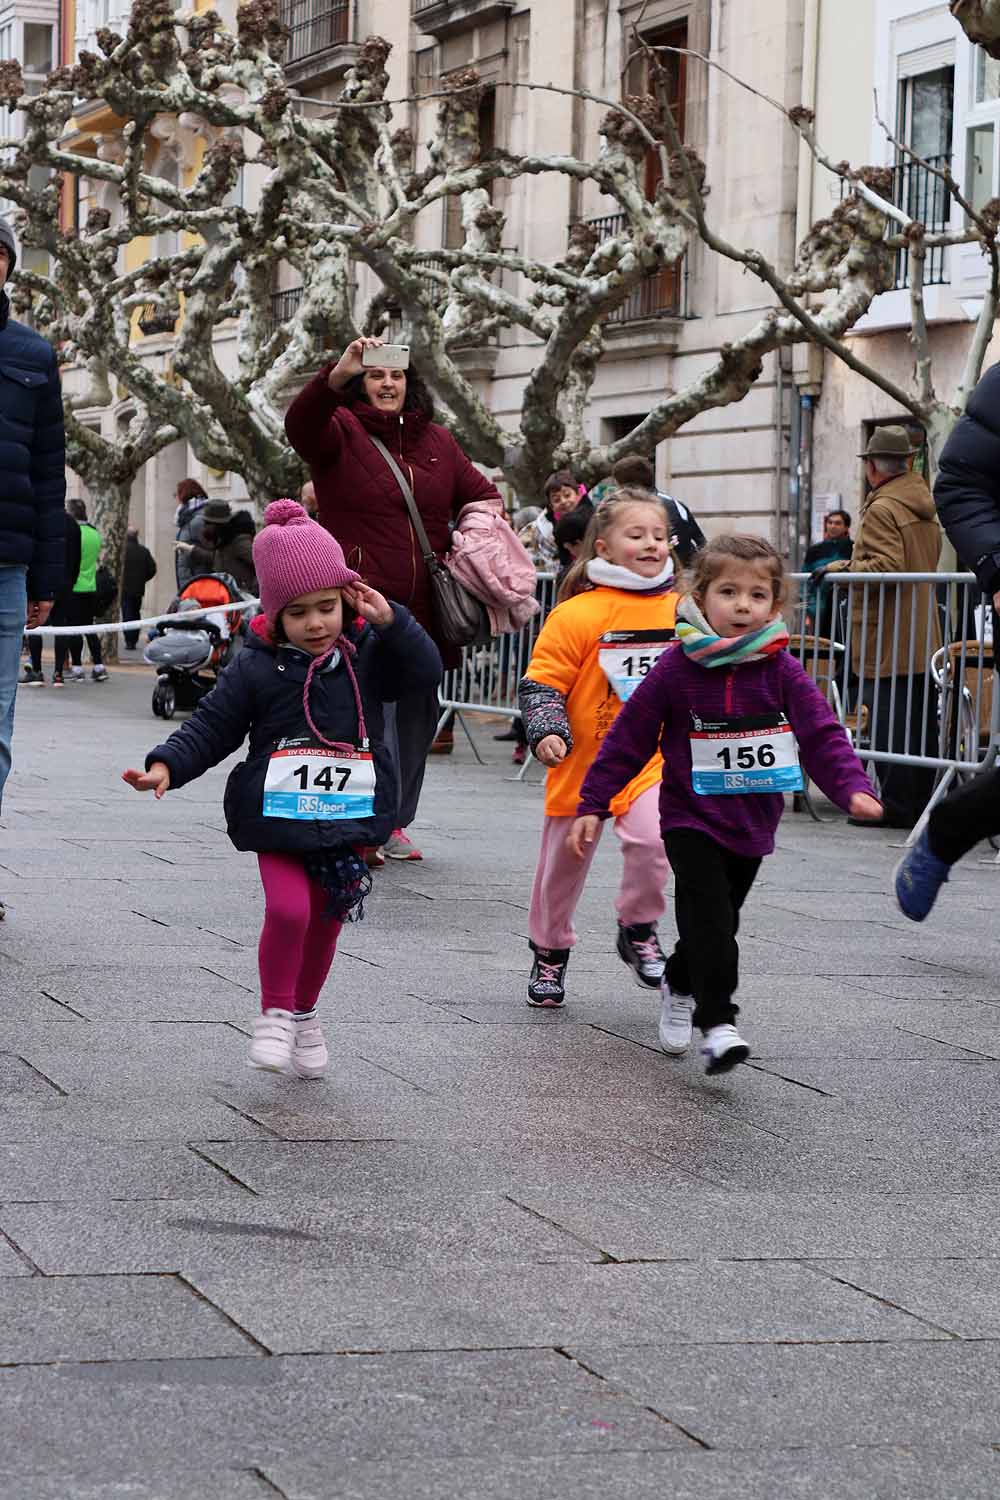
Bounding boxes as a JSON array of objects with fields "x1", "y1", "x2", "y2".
[{"x1": 585, "y1": 557, "x2": 675, "y2": 593}]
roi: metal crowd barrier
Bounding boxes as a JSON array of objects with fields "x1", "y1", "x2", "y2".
[
  {"x1": 436, "y1": 572, "x2": 558, "y2": 769},
  {"x1": 440, "y1": 569, "x2": 999, "y2": 837},
  {"x1": 789, "y1": 570, "x2": 997, "y2": 842}
]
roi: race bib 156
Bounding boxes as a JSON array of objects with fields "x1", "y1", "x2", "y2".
[{"x1": 689, "y1": 713, "x2": 803, "y2": 796}]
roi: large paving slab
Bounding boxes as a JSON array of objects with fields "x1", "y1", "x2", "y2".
[
  {"x1": 0, "y1": 1273, "x2": 261, "y2": 1364},
  {"x1": 262, "y1": 1446, "x2": 1000, "y2": 1500},
  {"x1": 3, "y1": 668, "x2": 1000, "y2": 1493},
  {"x1": 189, "y1": 1258, "x2": 936, "y2": 1353}
]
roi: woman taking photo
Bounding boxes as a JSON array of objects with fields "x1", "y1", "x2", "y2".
[{"x1": 285, "y1": 336, "x2": 501, "y2": 862}]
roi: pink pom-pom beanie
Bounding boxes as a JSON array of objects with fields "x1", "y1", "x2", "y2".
[{"x1": 252, "y1": 498, "x2": 361, "y2": 623}]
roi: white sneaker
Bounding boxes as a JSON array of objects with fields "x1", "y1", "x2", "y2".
[
  {"x1": 290, "y1": 1014, "x2": 329, "y2": 1079},
  {"x1": 69, "y1": 666, "x2": 84, "y2": 682},
  {"x1": 701, "y1": 1023, "x2": 750, "y2": 1075},
  {"x1": 658, "y1": 986, "x2": 693, "y2": 1056},
  {"x1": 249, "y1": 1009, "x2": 295, "y2": 1072}
]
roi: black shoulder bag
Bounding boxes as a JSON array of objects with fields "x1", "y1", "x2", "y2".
[{"x1": 367, "y1": 435, "x2": 491, "y2": 648}]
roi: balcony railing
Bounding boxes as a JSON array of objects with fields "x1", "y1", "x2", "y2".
[
  {"x1": 138, "y1": 304, "x2": 176, "y2": 337},
  {"x1": 585, "y1": 212, "x2": 687, "y2": 322},
  {"x1": 266, "y1": 285, "x2": 304, "y2": 338},
  {"x1": 892, "y1": 154, "x2": 950, "y2": 289},
  {"x1": 841, "y1": 155, "x2": 950, "y2": 290},
  {"x1": 279, "y1": 0, "x2": 349, "y2": 65}
]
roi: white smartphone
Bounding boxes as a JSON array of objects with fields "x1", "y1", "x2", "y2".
[{"x1": 362, "y1": 343, "x2": 410, "y2": 370}]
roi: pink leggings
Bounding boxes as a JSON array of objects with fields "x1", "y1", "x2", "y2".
[
  {"x1": 528, "y1": 782, "x2": 669, "y2": 950},
  {"x1": 257, "y1": 853, "x2": 342, "y2": 1014}
]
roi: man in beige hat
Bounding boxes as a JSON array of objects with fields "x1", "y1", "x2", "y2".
[{"x1": 821, "y1": 425, "x2": 941, "y2": 828}]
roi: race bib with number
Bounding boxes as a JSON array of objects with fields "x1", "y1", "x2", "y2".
[
  {"x1": 689, "y1": 713, "x2": 803, "y2": 796},
  {"x1": 262, "y1": 739, "x2": 376, "y2": 821},
  {"x1": 598, "y1": 629, "x2": 675, "y2": 702}
]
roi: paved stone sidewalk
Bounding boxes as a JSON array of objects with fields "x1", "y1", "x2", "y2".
[{"x1": 2, "y1": 670, "x2": 1000, "y2": 1497}]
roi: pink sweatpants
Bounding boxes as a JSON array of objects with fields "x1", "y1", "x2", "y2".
[
  {"x1": 257, "y1": 853, "x2": 342, "y2": 1014},
  {"x1": 528, "y1": 783, "x2": 669, "y2": 950}
]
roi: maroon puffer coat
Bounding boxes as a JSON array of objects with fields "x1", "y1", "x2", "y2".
[{"x1": 285, "y1": 369, "x2": 501, "y2": 667}]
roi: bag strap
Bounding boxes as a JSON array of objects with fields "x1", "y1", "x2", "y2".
[{"x1": 367, "y1": 434, "x2": 439, "y2": 570}]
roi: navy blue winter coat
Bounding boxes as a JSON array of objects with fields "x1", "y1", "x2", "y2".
[
  {"x1": 0, "y1": 293, "x2": 66, "y2": 599},
  {"x1": 146, "y1": 607, "x2": 442, "y2": 853},
  {"x1": 935, "y1": 364, "x2": 1000, "y2": 592}
]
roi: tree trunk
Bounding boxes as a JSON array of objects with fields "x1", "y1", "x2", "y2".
[{"x1": 88, "y1": 477, "x2": 134, "y2": 664}]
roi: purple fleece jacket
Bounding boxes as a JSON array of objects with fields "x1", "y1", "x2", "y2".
[{"x1": 577, "y1": 642, "x2": 878, "y2": 857}]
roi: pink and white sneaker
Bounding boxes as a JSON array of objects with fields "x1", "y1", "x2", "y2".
[
  {"x1": 249, "y1": 1009, "x2": 295, "y2": 1072},
  {"x1": 383, "y1": 828, "x2": 423, "y2": 861},
  {"x1": 291, "y1": 1012, "x2": 329, "y2": 1080}
]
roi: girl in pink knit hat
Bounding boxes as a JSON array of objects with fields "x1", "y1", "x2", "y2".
[{"x1": 123, "y1": 499, "x2": 442, "y2": 1078}]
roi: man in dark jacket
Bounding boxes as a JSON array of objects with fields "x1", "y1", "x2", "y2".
[
  {"x1": 189, "y1": 500, "x2": 257, "y2": 593},
  {"x1": 122, "y1": 527, "x2": 157, "y2": 648},
  {"x1": 0, "y1": 218, "x2": 65, "y2": 914},
  {"x1": 896, "y1": 368, "x2": 1000, "y2": 920},
  {"x1": 610, "y1": 455, "x2": 707, "y2": 567}
]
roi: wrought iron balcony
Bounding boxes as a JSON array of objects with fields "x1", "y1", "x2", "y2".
[
  {"x1": 278, "y1": 0, "x2": 353, "y2": 76},
  {"x1": 841, "y1": 155, "x2": 950, "y2": 290},
  {"x1": 266, "y1": 285, "x2": 305, "y2": 338},
  {"x1": 137, "y1": 304, "x2": 176, "y2": 336},
  {"x1": 585, "y1": 212, "x2": 688, "y2": 323},
  {"x1": 891, "y1": 154, "x2": 950, "y2": 290},
  {"x1": 412, "y1": 0, "x2": 514, "y2": 39}
]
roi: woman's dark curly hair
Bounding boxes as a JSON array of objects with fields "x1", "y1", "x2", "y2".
[{"x1": 340, "y1": 360, "x2": 436, "y2": 422}]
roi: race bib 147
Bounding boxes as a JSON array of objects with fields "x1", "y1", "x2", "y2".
[{"x1": 262, "y1": 744, "x2": 376, "y2": 821}]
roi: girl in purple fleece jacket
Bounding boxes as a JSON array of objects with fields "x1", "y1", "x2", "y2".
[{"x1": 572, "y1": 535, "x2": 882, "y2": 1075}]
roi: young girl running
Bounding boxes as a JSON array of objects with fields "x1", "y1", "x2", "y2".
[
  {"x1": 519, "y1": 489, "x2": 679, "y2": 1010},
  {"x1": 572, "y1": 534, "x2": 882, "y2": 1072},
  {"x1": 123, "y1": 499, "x2": 441, "y2": 1077}
]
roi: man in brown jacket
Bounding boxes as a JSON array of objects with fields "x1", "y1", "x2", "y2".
[{"x1": 823, "y1": 427, "x2": 942, "y2": 828}]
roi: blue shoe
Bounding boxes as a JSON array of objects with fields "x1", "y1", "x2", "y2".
[{"x1": 894, "y1": 829, "x2": 950, "y2": 922}]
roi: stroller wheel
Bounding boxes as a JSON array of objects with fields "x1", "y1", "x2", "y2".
[
  {"x1": 152, "y1": 682, "x2": 176, "y2": 720},
  {"x1": 152, "y1": 686, "x2": 163, "y2": 718}
]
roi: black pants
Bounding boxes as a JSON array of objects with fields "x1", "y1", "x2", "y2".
[
  {"x1": 54, "y1": 593, "x2": 103, "y2": 671},
  {"x1": 662, "y1": 828, "x2": 762, "y2": 1032},
  {"x1": 27, "y1": 598, "x2": 68, "y2": 672},
  {"x1": 928, "y1": 766, "x2": 1000, "y2": 865},
  {"x1": 121, "y1": 592, "x2": 142, "y2": 650},
  {"x1": 861, "y1": 674, "x2": 936, "y2": 827},
  {"x1": 383, "y1": 685, "x2": 441, "y2": 829}
]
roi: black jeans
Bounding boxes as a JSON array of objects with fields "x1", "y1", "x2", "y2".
[
  {"x1": 928, "y1": 766, "x2": 1000, "y2": 865},
  {"x1": 121, "y1": 592, "x2": 143, "y2": 650},
  {"x1": 383, "y1": 685, "x2": 441, "y2": 829},
  {"x1": 55, "y1": 593, "x2": 103, "y2": 671},
  {"x1": 662, "y1": 828, "x2": 762, "y2": 1033},
  {"x1": 861, "y1": 674, "x2": 936, "y2": 827}
]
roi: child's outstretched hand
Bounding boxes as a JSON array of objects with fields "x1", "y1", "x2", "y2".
[
  {"x1": 122, "y1": 763, "x2": 171, "y2": 799},
  {"x1": 342, "y1": 582, "x2": 393, "y2": 628},
  {"x1": 567, "y1": 815, "x2": 600, "y2": 859},
  {"x1": 848, "y1": 792, "x2": 882, "y2": 822},
  {"x1": 535, "y1": 735, "x2": 568, "y2": 767}
]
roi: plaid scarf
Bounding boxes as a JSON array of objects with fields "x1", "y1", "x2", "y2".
[{"x1": 676, "y1": 595, "x2": 789, "y2": 668}]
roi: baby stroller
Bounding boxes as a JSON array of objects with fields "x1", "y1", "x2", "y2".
[{"x1": 145, "y1": 572, "x2": 254, "y2": 719}]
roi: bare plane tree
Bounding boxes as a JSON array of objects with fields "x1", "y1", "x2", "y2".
[{"x1": 0, "y1": 0, "x2": 909, "y2": 567}]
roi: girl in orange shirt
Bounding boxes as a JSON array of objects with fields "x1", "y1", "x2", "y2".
[{"x1": 519, "y1": 489, "x2": 678, "y2": 1012}]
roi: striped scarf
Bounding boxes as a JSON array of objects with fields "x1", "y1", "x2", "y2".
[{"x1": 676, "y1": 594, "x2": 789, "y2": 668}]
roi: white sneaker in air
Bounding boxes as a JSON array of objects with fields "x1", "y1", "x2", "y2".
[
  {"x1": 701, "y1": 1023, "x2": 750, "y2": 1075},
  {"x1": 249, "y1": 1009, "x2": 295, "y2": 1072},
  {"x1": 658, "y1": 986, "x2": 693, "y2": 1056},
  {"x1": 290, "y1": 1014, "x2": 329, "y2": 1079}
]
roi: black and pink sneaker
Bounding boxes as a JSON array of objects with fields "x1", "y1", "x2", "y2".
[
  {"x1": 616, "y1": 922, "x2": 666, "y2": 989},
  {"x1": 527, "y1": 944, "x2": 570, "y2": 1007}
]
